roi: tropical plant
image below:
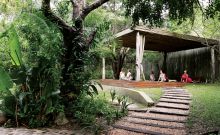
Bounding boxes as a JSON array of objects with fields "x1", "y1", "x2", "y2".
[
  {"x1": 0, "y1": 12, "x2": 63, "y2": 128},
  {"x1": 110, "y1": 89, "x2": 116, "y2": 102},
  {"x1": 117, "y1": 95, "x2": 123, "y2": 105},
  {"x1": 71, "y1": 93, "x2": 121, "y2": 133},
  {"x1": 120, "y1": 96, "x2": 133, "y2": 114}
]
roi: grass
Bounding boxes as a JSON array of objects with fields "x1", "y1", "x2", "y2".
[
  {"x1": 137, "y1": 88, "x2": 163, "y2": 102},
  {"x1": 185, "y1": 83, "x2": 220, "y2": 134},
  {"x1": 97, "y1": 88, "x2": 162, "y2": 108}
]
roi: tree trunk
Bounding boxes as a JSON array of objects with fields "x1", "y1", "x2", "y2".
[
  {"x1": 112, "y1": 55, "x2": 125, "y2": 79},
  {"x1": 60, "y1": 29, "x2": 87, "y2": 97}
]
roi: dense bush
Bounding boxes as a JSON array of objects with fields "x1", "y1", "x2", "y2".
[{"x1": 71, "y1": 93, "x2": 127, "y2": 133}]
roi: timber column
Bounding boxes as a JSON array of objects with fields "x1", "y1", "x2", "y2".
[
  {"x1": 211, "y1": 47, "x2": 215, "y2": 82},
  {"x1": 135, "y1": 32, "x2": 145, "y2": 81}
]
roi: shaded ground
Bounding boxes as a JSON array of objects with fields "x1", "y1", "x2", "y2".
[{"x1": 185, "y1": 83, "x2": 220, "y2": 134}]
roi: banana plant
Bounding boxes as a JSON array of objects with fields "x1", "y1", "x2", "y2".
[{"x1": 0, "y1": 13, "x2": 62, "y2": 127}]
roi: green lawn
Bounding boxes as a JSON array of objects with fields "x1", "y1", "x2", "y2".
[
  {"x1": 97, "y1": 88, "x2": 162, "y2": 108},
  {"x1": 137, "y1": 88, "x2": 163, "y2": 102},
  {"x1": 185, "y1": 83, "x2": 220, "y2": 134}
]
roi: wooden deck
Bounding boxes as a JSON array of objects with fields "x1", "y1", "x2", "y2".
[{"x1": 100, "y1": 79, "x2": 185, "y2": 88}]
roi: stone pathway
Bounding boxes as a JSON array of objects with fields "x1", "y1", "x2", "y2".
[
  {"x1": 0, "y1": 127, "x2": 75, "y2": 135},
  {"x1": 108, "y1": 87, "x2": 192, "y2": 135}
]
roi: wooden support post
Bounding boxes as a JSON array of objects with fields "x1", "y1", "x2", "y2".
[
  {"x1": 211, "y1": 47, "x2": 215, "y2": 82},
  {"x1": 102, "y1": 57, "x2": 105, "y2": 79},
  {"x1": 136, "y1": 32, "x2": 141, "y2": 81}
]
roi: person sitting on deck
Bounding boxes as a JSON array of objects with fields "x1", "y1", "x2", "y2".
[
  {"x1": 150, "y1": 71, "x2": 155, "y2": 81},
  {"x1": 119, "y1": 69, "x2": 126, "y2": 80},
  {"x1": 126, "y1": 69, "x2": 133, "y2": 80},
  {"x1": 158, "y1": 70, "x2": 168, "y2": 82},
  {"x1": 181, "y1": 70, "x2": 193, "y2": 83}
]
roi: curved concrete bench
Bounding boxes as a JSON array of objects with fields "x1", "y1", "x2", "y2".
[{"x1": 100, "y1": 85, "x2": 154, "y2": 106}]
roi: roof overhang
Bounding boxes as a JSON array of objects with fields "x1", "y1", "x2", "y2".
[{"x1": 115, "y1": 26, "x2": 219, "y2": 52}]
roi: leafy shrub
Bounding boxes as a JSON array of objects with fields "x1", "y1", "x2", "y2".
[
  {"x1": 0, "y1": 12, "x2": 63, "y2": 128},
  {"x1": 71, "y1": 93, "x2": 125, "y2": 132}
]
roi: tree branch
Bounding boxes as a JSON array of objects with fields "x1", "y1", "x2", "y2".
[
  {"x1": 81, "y1": 0, "x2": 110, "y2": 19},
  {"x1": 41, "y1": 0, "x2": 72, "y2": 31}
]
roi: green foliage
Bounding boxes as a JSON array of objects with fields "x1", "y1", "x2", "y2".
[
  {"x1": 120, "y1": 96, "x2": 132, "y2": 114},
  {"x1": 0, "y1": 11, "x2": 63, "y2": 128},
  {"x1": 7, "y1": 25, "x2": 23, "y2": 66},
  {"x1": 143, "y1": 51, "x2": 163, "y2": 63},
  {"x1": 123, "y1": 0, "x2": 220, "y2": 26},
  {"x1": 117, "y1": 95, "x2": 123, "y2": 105},
  {"x1": 0, "y1": 67, "x2": 13, "y2": 92},
  {"x1": 110, "y1": 89, "x2": 116, "y2": 102},
  {"x1": 71, "y1": 93, "x2": 122, "y2": 131}
]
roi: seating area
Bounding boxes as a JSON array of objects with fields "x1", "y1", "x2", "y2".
[{"x1": 100, "y1": 79, "x2": 185, "y2": 88}]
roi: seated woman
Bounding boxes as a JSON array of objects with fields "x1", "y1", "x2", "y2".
[
  {"x1": 181, "y1": 70, "x2": 193, "y2": 83},
  {"x1": 126, "y1": 69, "x2": 132, "y2": 80},
  {"x1": 158, "y1": 70, "x2": 168, "y2": 82},
  {"x1": 150, "y1": 71, "x2": 155, "y2": 81},
  {"x1": 119, "y1": 69, "x2": 126, "y2": 80}
]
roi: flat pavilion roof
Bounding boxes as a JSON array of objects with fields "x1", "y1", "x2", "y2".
[{"x1": 115, "y1": 26, "x2": 219, "y2": 52}]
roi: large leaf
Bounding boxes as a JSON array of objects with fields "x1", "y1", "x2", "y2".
[
  {"x1": 0, "y1": 66, "x2": 13, "y2": 91},
  {"x1": 8, "y1": 25, "x2": 23, "y2": 66}
]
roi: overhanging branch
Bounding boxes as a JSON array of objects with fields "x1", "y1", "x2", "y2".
[
  {"x1": 81, "y1": 0, "x2": 110, "y2": 19},
  {"x1": 41, "y1": 0, "x2": 72, "y2": 31}
]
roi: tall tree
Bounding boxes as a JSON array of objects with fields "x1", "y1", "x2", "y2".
[{"x1": 41, "y1": 0, "x2": 110, "y2": 97}]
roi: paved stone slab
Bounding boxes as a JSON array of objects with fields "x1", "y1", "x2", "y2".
[
  {"x1": 108, "y1": 129, "x2": 146, "y2": 135},
  {"x1": 156, "y1": 102, "x2": 189, "y2": 110},
  {"x1": 149, "y1": 107, "x2": 189, "y2": 116},
  {"x1": 0, "y1": 127, "x2": 74, "y2": 135},
  {"x1": 164, "y1": 94, "x2": 191, "y2": 98},
  {"x1": 163, "y1": 89, "x2": 186, "y2": 92},
  {"x1": 162, "y1": 96, "x2": 191, "y2": 100},
  {"x1": 122, "y1": 117, "x2": 185, "y2": 129},
  {"x1": 113, "y1": 121, "x2": 186, "y2": 135},
  {"x1": 129, "y1": 112, "x2": 187, "y2": 123},
  {"x1": 159, "y1": 98, "x2": 191, "y2": 104}
]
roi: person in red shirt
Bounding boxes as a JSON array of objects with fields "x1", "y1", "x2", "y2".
[{"x1": 181, "y1": 70, "x2": 193, "y2": 83}]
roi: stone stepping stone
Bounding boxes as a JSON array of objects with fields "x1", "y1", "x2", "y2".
[
  {"x1": 156, "y1": 102, "x2": 189, "y2": 110},
  {"x1": 129, "y1": 112, "x2": 187, "y2": 123},
  {"x1": 128, "y1": 108, "x2": 148, "y2": 112},
  {"x1": 164, "y1": 90, "x2": 189, "y2": 94},
  {"x1": 149, "y1": 107, "x2": 189, "y2": 116},
  {"x1": 113, "y1": 121, "x2": 186, "y2": 135},
  {"x1": 164, "y1": 94, "x2": 191, "y2": 98},
  {"x1": 159, "y1": 98, "x2": 191, "y2": 105},
  {"x1": 108, "y1": 128, "x2": 146, "y2": 135},
  {"x1": 122, "y1": 117, "x2": 185, "y2": 129},
  {"x1": 164, "y1": 91, "x2": 189, "y2": 94},
  {"x1": 163, "y1": 89, "x2": 186, "y2": 92},
  {"x1": 162, "y1": 96, "x2": 191, "y2": 100},
  {"x1": 0, "y1": 128, "x2": 74, "y2": 135}
]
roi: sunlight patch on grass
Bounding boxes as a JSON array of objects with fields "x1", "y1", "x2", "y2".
[
  {"x1": 185, "y1": 83, "x2": 220, "y2": 133},
  {"x1": 136, "y1": 88, "x2": 162, "y2": 102}
]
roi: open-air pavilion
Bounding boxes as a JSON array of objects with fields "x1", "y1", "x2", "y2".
[{"x1": 115, "y1": 26, "x2": 219, "y2": 82}]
